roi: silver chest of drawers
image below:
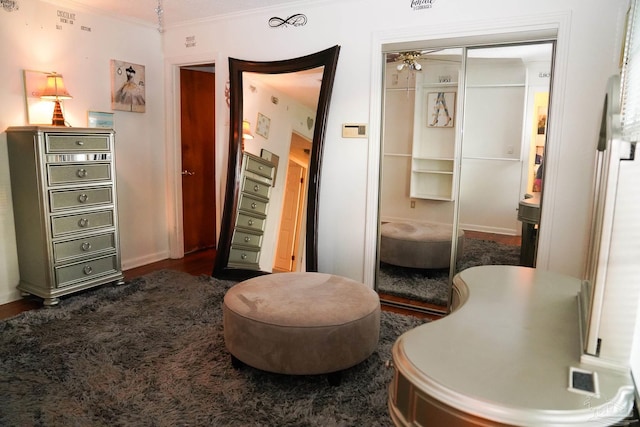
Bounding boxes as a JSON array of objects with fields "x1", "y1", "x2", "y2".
[
  {"x1": 6, "y1": 126, "x2": 124, "y2": 305},
  {"x1": 228, "y1": 152, "x2": 274, "y2": 270}
]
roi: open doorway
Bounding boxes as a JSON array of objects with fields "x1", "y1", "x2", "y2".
[
  {"x1": 180, "y1": 65, "x2": 216, "y2": 254},
  {"x1": 273, "y1": 131, "x2": 311, "y2": 272}
]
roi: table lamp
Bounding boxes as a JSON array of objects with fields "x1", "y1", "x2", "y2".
[
  {"x1": 40, "y1": 72, "x2": 72, "y2": 126},
  {"x1": 242, "y1": 120, "x2": 253, "y2": 151}
]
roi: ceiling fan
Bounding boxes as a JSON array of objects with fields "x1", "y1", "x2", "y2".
[{"x1": 386, "y1": 49, "x2": 444, "y2": 71}]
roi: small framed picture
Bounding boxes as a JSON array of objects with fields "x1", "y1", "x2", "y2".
[
  {"x1": 537, "y1": 107, "x2": 547, "y2": 135},
  {"x1": 426, "y1": 92, "x2": 455, "y2": 128},
  {"x1": 111, "y1": 60, "x2": 146, "y2": 113},
  {"x1": 87, "y1": 111, "x2": 114, "y2": 128},
  {"x1": 256, "y1": 112, "x2": 271, "y2": 139}
]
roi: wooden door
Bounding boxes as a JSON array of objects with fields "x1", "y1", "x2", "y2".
[
  {"x1": 274, "y1": 161, "x2": 305, "y2": 272},
  {"x1": 180, "y1": 68, "x2": 216, "y2": 253}
]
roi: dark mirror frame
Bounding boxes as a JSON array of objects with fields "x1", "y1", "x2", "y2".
[{"x1": 213, "y1": 45, "x2": 340, "y2": 280}]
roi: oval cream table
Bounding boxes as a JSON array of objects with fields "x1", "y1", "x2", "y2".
[{"x1": 388, "y1": 265, "x2": 635, "y2": 427}]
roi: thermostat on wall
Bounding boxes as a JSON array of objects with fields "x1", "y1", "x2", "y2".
[{"x1": 342, "y1": 123, "x2": 368, "y2": 138}]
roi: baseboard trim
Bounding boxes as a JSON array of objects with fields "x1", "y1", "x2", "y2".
[
  {"x1": 0, "y1": 288, "x2": 22, "y2": 306},
  {"x1": 121, "y1": 251, "x2": 171, "y2": 271}
]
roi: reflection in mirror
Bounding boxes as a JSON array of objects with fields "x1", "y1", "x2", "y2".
[
  {"x1": 213, "y1": 46, "x2": 340, "y2": 280},
  {"x1": 460, "y1": 43, "x2": 554, "y2": 274},
  {"x1": 240, "y1": 70, "x2": 319, "y2": 273},
  {"x1": 376, "y1": 42, "x2": 555, "y2": 317},
  {"x1": 377, "y1": 48, "x2": 462, "y2": 317}
]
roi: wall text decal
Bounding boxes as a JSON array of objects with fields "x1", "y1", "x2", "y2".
[
  {"x1": 269, "y1": 13, "x2": 307, "y2": 28},
  {"x1": 411, "y1": 0, "x2": 435, "y2": 11},
  {"x1": 57, "y1": 9, "x2": 75, "y2": 24},
  {"x1": 55, "y1": 9, "x2": 76, "y2": 30}
]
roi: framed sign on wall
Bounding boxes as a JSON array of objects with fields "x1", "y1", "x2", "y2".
[{"x1": 87, "y1": 111, "x2": 114, "y2": 128}]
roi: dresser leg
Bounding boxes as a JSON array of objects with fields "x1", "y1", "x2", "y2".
[{"x1": 43, "y1": 297, "x2": 60, "y2": 306}]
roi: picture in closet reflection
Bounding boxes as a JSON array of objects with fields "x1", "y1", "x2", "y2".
[{"x1": 427, "y1": 91, "x2": 455, "y2": 127}]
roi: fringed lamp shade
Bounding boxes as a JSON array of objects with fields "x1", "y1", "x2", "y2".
[
  {"x1": 40, "y1": 72, "x2": 72, "y2": 126},
  {"x1": 242, "y1": 120, "x2": 254, "y2": 140},
  {"x1": 241, "y1": 120, "x2": 253, "y2": 151}
]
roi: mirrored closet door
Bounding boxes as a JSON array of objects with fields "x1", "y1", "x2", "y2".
[
  {"x1": 377, "y1": 48, "x2": 463, "y2": 316},
  {"x1": 376, "y1": 42, "x2": 555, "y2": 316}
]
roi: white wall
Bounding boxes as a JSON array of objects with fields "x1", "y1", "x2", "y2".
[
  {"x1": 161, "y1": 0, "x2": 628, "y2": 282},
  {"x1": 0, "y1": 2, "x2": 166, "y2": 304},
  {"x1": 0, "y1": 0, "x2": 630, "y2": 304}
]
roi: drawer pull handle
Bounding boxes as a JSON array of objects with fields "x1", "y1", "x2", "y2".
[
  {"x1": 81, "y1": 242, "x2": 92, "y2": 251},
  {"x1": 77, "y1": 168, "x2": 88, "y2": 178},
  {"x1": 251, "y1": 202, "x2": 257, "y2": 209},
  {"x1": 258, "y1": 165, "x2": 264, "y2": 170},
  {"x1": 253, "y1": 184, "x2": 260, "y2": 192},
  {"x1": 78, "y1": 218, "x2": 89, "y2": 228},
  {"x1": 244, "y1": 236, "x2": 251, "y2": 242},
  {"x1": 83, "y1": 265, "x2": 93, "y2": 275},
  {"x1": 76, "y1": 140, "x2": 84, "y2": 146},
  {"x1": 240, "y1": 253, "x2": 247, "y2": 260},
  {"x1": 247, "y1": 219, "x2": 254, "y2": 226},
  {"x1": 78, "y1": 193, "x2": 89, "y2": 203}
]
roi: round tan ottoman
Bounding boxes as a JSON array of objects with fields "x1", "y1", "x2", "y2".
[
  {"x1": 223, "y1": 272, "x2": 380, "y2": 385},
  {"x1": 380, "y1": 221, "x2": 465, "y2": 269}
]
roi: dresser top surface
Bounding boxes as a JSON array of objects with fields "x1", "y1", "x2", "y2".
[
  {"x1": 394, "y1": 265, "x2": 634, "y2": 425},
  {"x1": 6, "y1": 126, "x2": 113, "y2": 134}
]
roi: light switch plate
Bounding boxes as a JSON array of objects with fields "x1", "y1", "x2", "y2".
[{"x1": 342, "y1": 123, "x2": 367, "y2": 138}]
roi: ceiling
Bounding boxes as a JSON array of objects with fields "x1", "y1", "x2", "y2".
[
  {"x1": 55, "y1": 0, "x2": 308, "y2": 27},
  {"x1": 387, "y1": 43, "x2": 554, "y2": 63},
  {"x1": 246, "y1": 69, "x2": 323, "y2": 111}
]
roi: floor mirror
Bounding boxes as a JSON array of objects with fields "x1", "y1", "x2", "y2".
[{"x1": 213, "y1": 46, "x2": 340, "y2": 281}]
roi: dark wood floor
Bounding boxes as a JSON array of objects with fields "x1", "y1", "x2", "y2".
[
  {"x1": 0, "y1": 230, "x2": 520, "y2": 321},
  {"x1": 0, "y1": 249, "x2": 218, "y2": 321},
  {"x1": 464, "y1": 229, "x2": 521, "y2": 246}
]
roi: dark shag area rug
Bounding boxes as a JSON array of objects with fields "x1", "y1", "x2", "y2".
[
  {"x1": 377, "y1": 238, "x2": 521, "y2": 305},
  {"x1": 0, "y1": 270, "x2": 425, "y2": 427}
]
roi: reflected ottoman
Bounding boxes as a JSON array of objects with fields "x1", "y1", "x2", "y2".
[
  {"x1": 223, "y1": 272, "x2": 381, "y2": 384},
  {"x1": 380, "y1": 221, "x2": 465, "y2": 269}
]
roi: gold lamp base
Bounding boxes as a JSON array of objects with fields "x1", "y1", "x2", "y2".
[{"x1": 51, "y1": 99, "x2": 66, "y2": 126}]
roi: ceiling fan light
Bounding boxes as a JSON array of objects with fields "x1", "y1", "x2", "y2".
[{"x1": 395, "y1": 51, "x2": 423, "y2": 72}]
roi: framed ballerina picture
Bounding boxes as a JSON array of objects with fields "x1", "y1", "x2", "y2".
[
  {"x1": 111, "y1": 60, "x2": 146, "y2": 113},
  {"x1": 426, "y1": 92, "x2": 455, "y2": 128}
]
